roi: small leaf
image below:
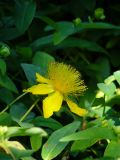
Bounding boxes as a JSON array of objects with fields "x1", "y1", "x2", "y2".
[
  {"x1": 10, "y1": 103, "x2": 35, "y2": 122},
  {"x1": 104, "y1": 75, "x2": 115, "y2": 85},
  {"x1": 0, "y1": 88, "x2": 14, "y2": 104},
  {"x1": 53, "y1": 22, "x2": 75, "y2": 44},
  {"x1": 7, "y1": 126, "x2": 47, "y2": 138},
  {"x1": 38, "y1": 16, "x2": 58, "y2": 30},
  {"x1": 30, "y1": 135, "x2": 42, "y2": 151},
  {"x1": 32, "y1": 52, "x2": 55, "y2": 73},
  {"x1": 76, "y1": 22, "x2": 120, "y2": 29},
  {"x1": 0, "y1": 58, "x2": 6, "y2": 75},
  {"x1": 7, "y1": 141, "x2": 33, "y2": 159},
  {"x1": 14, "y1": 0, "x2": 36, "y2": 32},
  {"x1": 114, "y1": 70, "x2": 120, "y2": 85},
  {"x1": 0, "y1": 112, "x2": 12, "y2": 126},
  {"x1": 104, "y1": 141, "x2": 120, "y2": 158},
  {"x1": 31, "y1": 35, "x2": 53, "y2": 50},
  {"x1": 21, "y1": 63, "x2": 42, "y2": 84},
  {"x1": 42, "y1": 121, "x2": 80, "y2": 160},
  {"x1": 97, "y1": 82, "x2": 116, "y2": 96},
  {"x1": 0, "y1": 74, "x2": 18, "y2": 93},
  {"x1": 25, "y1": 127, "x2": 47, "y2": 136},
  {"x1": 71, "y1": 139, "x2": 97, "y2": 152}
]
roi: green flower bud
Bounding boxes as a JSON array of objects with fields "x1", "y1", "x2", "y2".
[
  {"x1": 0, "y1": 43, "x2": 10, "y2": 57},
  {"x1": 94, "y1": 8, "x2": 106, "y2": 20},
  {"x1": 73, "y1": 18, "x2": 82, "y2": 25}
]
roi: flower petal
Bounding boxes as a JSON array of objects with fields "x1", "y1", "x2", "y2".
[
  {"x1": 36, "y1": 73, "x2": 49, "y2": 83},
  {"x1": 66, "y1": 99, "x2": 88, "y2": 116},
  {"x1": 24, "y1": 84, "x2": 54, "y2": 95},
  {"x1": 43, "y1": 91, "x2": 63, "y2": 118}
]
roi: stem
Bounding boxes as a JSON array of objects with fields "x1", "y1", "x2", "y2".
[
  {"x1": 0, "y1": 92, "x2": 28, "y2": 114},
  {"x1": 36, "y1": 103, "x2": 43, "y2": 115},
  {"x1": 19, "y1": 98, "x2": 40, "y2": 122},
  {"x1": 102, "y1": 95, "x2": 106, "y2": 117},
  {"x1": 102, "y1": 105, "x2": 106, "y2": 117}
]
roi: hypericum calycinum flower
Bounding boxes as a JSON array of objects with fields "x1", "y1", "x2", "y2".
[{"x1": 24, "y1": 62, "x2": 87, "y2": 118}]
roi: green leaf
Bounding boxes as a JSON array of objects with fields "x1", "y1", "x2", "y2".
[
  {"x1": 10, "y1": 103, "x2": 35, "y2": 122},
  {"x1": 30, "y1": 134, "x2": 42, "y2": 151},
  {"x1": 104, "y1": 141, "x2": 120, "y2": 158},
  {"x1": 32, "y1": 52, "x2": 55, "y2": 73},
  {"x1": 31, "y1": 116, "x2": 62, "y2": 130},
  {"x1": 76, "y1": 22, "x2": 120, "y2": 29},
  {"x1": 25, "y1": 127, "x2": 47, "y2": 136},
  {"x1": 0, "y1": 74, "x2": 18, "y2": 93},
  {"x1": 0, "y1": 112, "x2": 12, "y2": 126},
  {"x1": 22, "y1": 157, "x2": 35, "y2": 160},
  {"x1": 21, "y1": 63, "x2": 42, "y2": 84},
  {"x1": 97, "y1": 82, "x2": 116, "y2": 96},
  {"x1": 78, "y1": 86, "x2": 96, "y2": 108},
  {"x1": 14, "y1": 0, "x2": 36, "y2": 32},
  {"x1": 53, "y1": 22, "x2": 75, "y2": 44},
  {"x1": 8, "y1": 143, "x2": 33, "y2": 159},
  {"x1": 114, "y1": 70, "x2": 120, "y2": 85},
  {"x1": 104, "y1": 75, "x2": 115, "y2": 85},
  {"x1": 0, "y1": 58, "x2": 6, "y2": 75},
  {"x1": 71, "y1": 139, "x2": 97, "y2": 152},
  {"x1": 58, "y1": 38, "x2": 107, "y2": 54},
  {"x1": 60, "y1": 127, "x2": 116, "y2": 142},
  {"x1": 31, "y1": 35, "x2": 53, "y2": 50},
  {"x1": 37, "y1": 16, "x2": 58, "y2": 30},
  {"x1": 41, "y1": 121, "x2": 80, "y2": 160},
  {"x1": 45, "y1": 21, "x2": 76, "y2": 45},
  {"x1": 96, "y1": 58, "x2": 110, "y2": 80},
  {"x1": 7, "y1": 126, "x2": 47, "y2": 138},
  {"x1": 0, "y1": 88, "x2": 14, "y2": 104}
]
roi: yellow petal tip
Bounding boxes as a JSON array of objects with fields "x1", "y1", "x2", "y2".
[
  {"x1": 66, "y1": 99, "x2": 88, "y2": 117},
  {"x1": 36, "y1": 72, "x2": 48, "y2": 83}
]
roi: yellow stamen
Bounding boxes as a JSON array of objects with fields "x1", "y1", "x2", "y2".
[{"x1": 47, "y1": 62, "x2": 87, "y2": 96}]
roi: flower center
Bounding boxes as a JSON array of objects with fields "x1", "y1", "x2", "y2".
[{"x1": 47, "y1": 62, "x2": 87, "y2": 96}]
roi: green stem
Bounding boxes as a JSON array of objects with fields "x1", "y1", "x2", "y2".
[
  {"x1": 0, "y1": 92, "x2": 28, "y2": 114},
  {"x1": 102, "y1": 95, "x2": 106, "y2": 117},
  {"x1": 36, "y1": 103, "x2": 43, "y2": 115},
  {"x1": 102, "y1": 105, "x2": 106, "y2": 117},
  {"x1": 19, "y1": 98, "x2": 40, "y2": 122}
]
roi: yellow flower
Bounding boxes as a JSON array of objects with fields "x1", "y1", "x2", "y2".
[{"x1": 24, "y1": 62, "x2": 87, "y2": 118}]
